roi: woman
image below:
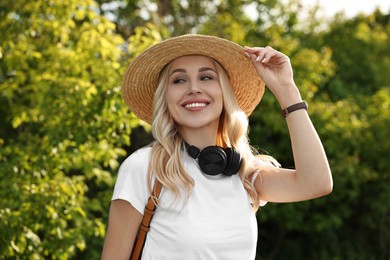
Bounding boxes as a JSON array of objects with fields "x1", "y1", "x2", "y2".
[{"x1": 101, "y1": 34, "x2": 333, "y2": 259}]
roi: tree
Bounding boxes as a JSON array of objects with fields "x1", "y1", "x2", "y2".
[
  {"x1": 0, "y1": 0, "x2": 141, "y2": 258},
  {"x1": 305, "y1": 10, "x2": 390, "y2": 258}
]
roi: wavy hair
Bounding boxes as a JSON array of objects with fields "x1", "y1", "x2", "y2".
[{"x1": 148, "y1": 56, "x2": 277, "y2": 209}]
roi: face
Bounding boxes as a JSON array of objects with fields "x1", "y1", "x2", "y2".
[{"x1": 165, "y1": 55, "x2": 223, "y2": 134}]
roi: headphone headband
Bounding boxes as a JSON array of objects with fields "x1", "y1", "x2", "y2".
[{"x1": 186, "y1": 144, "x2": 201, "y2": 159}]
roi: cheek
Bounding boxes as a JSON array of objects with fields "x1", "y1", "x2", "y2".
[
  {"x1": 214, "y1": 88, "x2": 224, "y2": 110},
  {"x1": 165, "y1": 86, "x2": 180, "y2": 113},
  {"x1": 166, "y1": 101, "x2": 176, "y2": 116}
]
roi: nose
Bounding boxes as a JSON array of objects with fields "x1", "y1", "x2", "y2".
[{"x1": 188, "y1": 81, "x2": 202, "y2": 94}]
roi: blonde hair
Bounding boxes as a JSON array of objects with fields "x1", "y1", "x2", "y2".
[{"x1": 148, "y1": 57, "x2": 276, "y2": 209}]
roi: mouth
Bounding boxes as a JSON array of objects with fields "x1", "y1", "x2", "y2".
[{"x1": 183, "y1": 102, "x2": 209, "y2": 108}]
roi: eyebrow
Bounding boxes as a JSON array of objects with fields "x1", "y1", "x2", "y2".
[
  {"x1": 170, "y1": 68, "x2": 186, "y2": 76},
  {"x1": 170, "y1": 67, "x2": 216, "y2": 76},
  {"x1": 199, "y1": 67, "x2": 215, "y2": 73}
]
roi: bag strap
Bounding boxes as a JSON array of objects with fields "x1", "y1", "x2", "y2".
[{"x1": 130, "y1": 180, "x2": 162, "y2": 260}]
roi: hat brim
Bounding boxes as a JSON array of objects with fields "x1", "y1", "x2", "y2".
[{"x1": 122, "y1": 34, "x2": 265, "y2": 124}]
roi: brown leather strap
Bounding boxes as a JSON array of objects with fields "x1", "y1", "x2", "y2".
[
  {"x1": 130, "y1": 180, "x2": 162, "y2": 260},
  {"x1": 282, "y1": 101, "x2": 308, "y2": 118}
]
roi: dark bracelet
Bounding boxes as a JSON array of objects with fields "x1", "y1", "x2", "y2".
[{"x1": 282, "y1": 101, "x2": 308, "y2": 118}]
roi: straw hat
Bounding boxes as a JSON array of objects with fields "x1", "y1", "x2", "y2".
[{"x1": 122, "y1": 34, "x2": 265, "y2": 124}]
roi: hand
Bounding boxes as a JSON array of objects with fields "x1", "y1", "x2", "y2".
[{"x1": 244, "y1": 46, "x2": 301, "y2": 107}]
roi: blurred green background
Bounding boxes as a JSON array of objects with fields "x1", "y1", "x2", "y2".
[{"x1": 1, "y1": 0, "x2": 389, "y2": 259}]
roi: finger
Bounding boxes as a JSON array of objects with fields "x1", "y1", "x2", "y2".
[
  {"x1": 257, "y1": 47, "x2": 277, "y2": 63},
  {"x1": 244, "y1": 46, "x2": 264, "y2": 55},
  {"x1": 255, "y1": 47, "x2": 271, "y2": 63},
  {"x1": 247, "y1": 51, "x2": 263, "y2": 65},
  {"x1": 248, "y1": 46, "x2": 269, "y2": 62},
  {"x1": 243, "y1": 47, "x2": 260, "y2": 60}
]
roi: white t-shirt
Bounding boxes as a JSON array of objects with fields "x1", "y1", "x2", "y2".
[{"x1": 112, "y1": 146, "x2": 258, "y2": 259}]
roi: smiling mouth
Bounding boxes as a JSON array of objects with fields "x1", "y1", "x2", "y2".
[{"x1": 183, "y1": 102, "x2": 209, "y2": 108}]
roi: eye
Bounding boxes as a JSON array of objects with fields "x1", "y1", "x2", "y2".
[
  {"x1": 200, "y1": 74, "x2": 214, "y2": 81},
  {"x1": 172, "y1": 77, "x2": 186, "y2": 84}
]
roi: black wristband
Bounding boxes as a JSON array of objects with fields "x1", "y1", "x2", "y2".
[{"x1": 282, "y1": 101, "x2": 308, "y2": 118}]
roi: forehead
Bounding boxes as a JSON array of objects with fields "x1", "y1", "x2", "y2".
[{"x1": 168, "y1": 55, "x2": 216, "y2": 70}]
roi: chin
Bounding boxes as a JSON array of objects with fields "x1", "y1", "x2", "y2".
[{"x1": 177, "y1": 118, "x2": 220, "y2": 130}]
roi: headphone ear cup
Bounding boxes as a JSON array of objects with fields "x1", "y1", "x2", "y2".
[
  {"x1": 198, "y1": 146, "x2": 228, "y2": 176},
  {"x1": 223, "y1": 148, "x2": 241, "y2": 176}
]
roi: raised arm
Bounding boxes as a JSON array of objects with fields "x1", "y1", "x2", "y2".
[{"x1": 244, "y1": 46, "x2": 333, "y2": 202}]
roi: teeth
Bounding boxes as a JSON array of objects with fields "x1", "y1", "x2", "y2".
[{"x1": 185, "y1": 103, "x2": 207, "y2": 108}]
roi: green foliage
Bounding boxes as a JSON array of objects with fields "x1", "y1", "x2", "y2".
[
  {"x1": 0, "y1": 0, "x2": 140, "y2": 258},
  {"x1": 254, "y1": 10, "x2": 390, "y2": 259},
  {"x1": 0, "y1": 0, "x2": 389, "y2": 259},
  {"x1": 316, "y1": 11, "x2": 390, "y2": 100}
]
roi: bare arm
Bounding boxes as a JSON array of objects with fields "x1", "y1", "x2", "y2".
[
  {"x1": 245, "y1": 46, "x2": 333, "y2": 202},
  {"x1": 101, "y1": 199, "x2": 143, "y2": 259},
  {"x1": 256, "y1": 109, "x2": 332, "y2": 202}
]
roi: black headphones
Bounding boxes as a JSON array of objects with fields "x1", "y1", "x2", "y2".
[{"x1": 185, "y1": 143, "x2": 242, "y2": 176}]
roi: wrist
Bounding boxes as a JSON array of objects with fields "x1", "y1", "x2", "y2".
[
  {"x1": 277, "y1": 95, "x2": 302, "y2": 110},
  {"x1": 282, "y1": 101, "x2": 308, "y2": 118},
  {"x1": 274, "y1": 84, "x2": 302, "y2": 108}
]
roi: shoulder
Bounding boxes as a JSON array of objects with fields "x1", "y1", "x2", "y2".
[
  {"x1": 112, "y1": 145, "x2": 153, "y2": 213},
  {"x1": 119, "y1": 145, "x2": 153, "y2": 172}
]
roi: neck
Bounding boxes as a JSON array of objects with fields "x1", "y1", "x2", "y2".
[{"x1": 178, "y1": 126, "x2": 218, "y2": 150}]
